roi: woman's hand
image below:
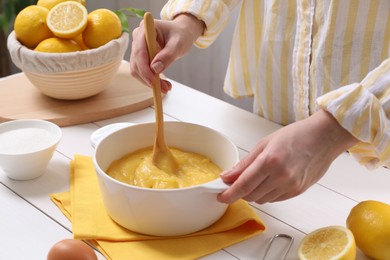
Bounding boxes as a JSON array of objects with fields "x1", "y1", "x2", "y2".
[
  {"x1": 130, "y1": 14, "x2": 205, "y2": 93},
  {"x1": 218, "y1": 110, "x2": 359, "y2": 204}
]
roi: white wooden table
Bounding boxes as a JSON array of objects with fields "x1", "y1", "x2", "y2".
[{"x1": 1, "y1": 79, "x2": 389, "y2": 259}]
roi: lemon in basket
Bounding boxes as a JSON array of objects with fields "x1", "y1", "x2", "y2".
[
  {"x1": 35, "y1": 37, "x2": 82, "y2": 53},
  {"x1": 14, "y1": 5, "x2": 54, "y2": 49},
  {"x1": 71, "y1": 34, "x2": 89, "y2": 50},
  {"x1": 47, "y1": 1, "x2": 88, "y2": 39},
  {"x1": 347, "y1": 200, "x2": 390, "y2": 260},
  {"x1": 37, "y1": 0, "x2": 86, "y2": 10},
  {"x1": 82, "y1": 9, "x2": 122, "y2": 49},
  {"x1": 298, "y1": 225, "x2": 356, "y2": 260}
]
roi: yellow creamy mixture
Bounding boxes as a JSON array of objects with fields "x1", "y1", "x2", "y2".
[{"x1": 106, "y1": 147, "x2": 221, "y2": 189}]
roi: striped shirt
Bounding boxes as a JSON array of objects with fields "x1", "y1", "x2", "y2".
[{"x1": 161, "y1": 0, "x2": 390, "y2": 169}]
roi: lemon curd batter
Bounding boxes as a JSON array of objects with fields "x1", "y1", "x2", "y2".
[{"x1": 106, "y1": 147, "x2": 222, "y2": 189}]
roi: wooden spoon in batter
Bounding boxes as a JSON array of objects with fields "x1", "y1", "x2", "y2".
[{"x1": 143, "y1": 12, "x2": 178, "y2": 174}]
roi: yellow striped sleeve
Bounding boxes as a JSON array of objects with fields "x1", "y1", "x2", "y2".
[
  {"x1": 317, "y1": 59, "x2": 390, "y2": 168},
  {"x1": 160, "y1": 0, "x2": 241, "y2": 48}
]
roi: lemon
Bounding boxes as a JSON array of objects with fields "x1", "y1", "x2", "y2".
[
  {"x1": 37, "y1": 0, "x2": 86, "y2": 10},
  {"x1": 47, "y1": 1, "x2": 88, "y2": 39},
  {"x1": 14, "y1": 5, "x2": 54, "y2": 49},
  {"x1": 82, "y1": 9, "x2": 122, "y2": 49},
  {"x1": 71, "y1": 34, "x2": 88, "y2": 50},
  {"x1": 35, "y1": 37, "x2": 81, "y2": 53},
  {"x1": 347, "y1": 200, "x2": 390, "y2": 260},
  {"x1": 298, "y1": 225, "x2": 356, "y2": 260}
]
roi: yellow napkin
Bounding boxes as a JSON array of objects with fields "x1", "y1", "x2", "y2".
[{"x1": 51, "y1": 155, "x2": 266, "y2": 260}]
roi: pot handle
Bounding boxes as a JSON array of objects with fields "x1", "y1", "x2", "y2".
[
  {"x1": 199, "y1": 177, "x2": 231, "y2": 193},
  {"x1": 90, "y1": 122, "x2": 135, "y2": 148}
]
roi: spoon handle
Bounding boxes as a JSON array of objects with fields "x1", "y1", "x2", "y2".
[{"x1": 143, "y1": 12, "x2": 168, "y2": 153}]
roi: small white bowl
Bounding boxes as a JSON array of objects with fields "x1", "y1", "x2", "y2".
[
  {"x1": 0, "y1": 119, "x2": 62, "y2": 180},
  {"x1": 7, "y1": 31, "x2": 129, "y2": 100}
]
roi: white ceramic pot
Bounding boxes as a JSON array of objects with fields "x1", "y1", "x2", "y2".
[{"x1": 91, "y1": 121, "x2": 239, "y2": 236}]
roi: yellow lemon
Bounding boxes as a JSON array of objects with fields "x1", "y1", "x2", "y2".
[
  {"x1": 72, "y1": 34, "x2": 88, "y2": 50},
  {"x1": 298, "y1": 225, "x2": 356, "y2": 260},
  {"x1": 35, "y1": 37, "x2": 81, "y2": 53},
  {"x1": 47, "y1": 1, "x2": 88, "y2": 39},
  {"x1": 37, "y1": 0, "x2": 86, "y2": 10},
  {"x1": 347, "y1": 200, "x2": 390, "y2": 260},
  {"x1": 14, "y1": 5, "x2": 53, "y2": 49},
  {"x1": 82, "y1": 9, "x2": 122, "y2": 49}
]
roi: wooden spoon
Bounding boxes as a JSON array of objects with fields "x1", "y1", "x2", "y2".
[{"x1": 143, "y1": 12, "x2": 177, "y2": 174}]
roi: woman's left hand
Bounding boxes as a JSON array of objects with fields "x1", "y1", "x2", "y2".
[{"x1": 218, "y1": 109, "x2": 358, "y2": 204}]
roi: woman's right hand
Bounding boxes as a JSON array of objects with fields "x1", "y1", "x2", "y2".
[{"x1": 130, "y1": 14, "x2": 205, "y2": 93}]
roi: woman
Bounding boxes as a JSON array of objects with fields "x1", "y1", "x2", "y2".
[{"x1": 130, "y1": 0, "x2": 390, "y2": 204}]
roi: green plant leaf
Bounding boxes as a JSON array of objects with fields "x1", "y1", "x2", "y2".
[
  {"x1": 1, "y1": 2, "x2": 15, "y2": 34},
  {"x1": 114, "y1": 10, "x2": 129, "y2": 33},
  {"x1": 0, "y1": 0, "x2": 35, "y2": 35},
  {"x1": 119, "y1": 7, "x2": 146, "y2": 19},
  {"x1": 0, "y1": 14, "x2": 9, "y2": 33},
  {"x1": 114, "y1": 7, "x2": 146, "y2": 34}
]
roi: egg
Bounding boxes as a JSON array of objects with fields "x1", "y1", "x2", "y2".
[{"x1": 47, "y1": 239, "x2": 98, "y2": 260}]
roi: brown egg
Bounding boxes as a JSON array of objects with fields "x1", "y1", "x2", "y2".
[{"x1": 47, "y1": 239, "x2": 98, "y2": 260}]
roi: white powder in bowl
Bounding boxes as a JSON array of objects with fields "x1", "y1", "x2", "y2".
[{"x1": 0, "y1": 127, "x2": 56, "y2": 154}]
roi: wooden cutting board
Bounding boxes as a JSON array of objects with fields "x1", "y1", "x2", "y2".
[{"x1": 0, "y1": 61, "x2": 154, "y2": 126}]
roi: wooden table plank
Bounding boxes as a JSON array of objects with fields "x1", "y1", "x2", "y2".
[{"x1": 0, "y1": 183, "x2": 104, "y2": 260}]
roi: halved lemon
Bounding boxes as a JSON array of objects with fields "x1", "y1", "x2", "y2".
[
  {"x1": 37, "y1": 0, "x2": 86, "y2": 10},
  {"x1": 47, "y1": 1, "x2": 88, "y2": 39},
  {"x1": 298, "y1": 226, "x2": 356, "y2": 260}
]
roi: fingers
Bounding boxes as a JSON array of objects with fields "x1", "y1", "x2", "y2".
[
  {"x1": 130, "y1": 24, "x2": 173, "y2": 93},
  {"x1": 217, "y1": 112, "x2": 340, "y2": 205},
  {"x1": 218, "y1": 154, "x2": 268, "y2": 204},
  {"x1": 220, "y1": 140, "x2": 267, "y2": 183},
  {"x1": 150, "y1": 20, "x2": 178, "y2": 72},
  {"x1": 219, "y1": 169, "x2": 302, "y2": 205},
  {"x1": 218, "y1": 136, "x2": 306, "y2": 205},
  {"x1": 130, "y1": 16, "x2": 201, "y2": 94},
  {"x1": 160, "y1": 79, "x2": 172, "y2": 94},
  {"x1": 218, "y1": 140, "x2": 268, "y2": 203},
  {"x1": 130, "y1": 26, "x2": 155, "y2": 86},
  {"x1": 219, "y1": 160, "x2": 309, "y2": 205},
  {"x1": 250, "y1": 180, "x2": 303, "y2": 204}
]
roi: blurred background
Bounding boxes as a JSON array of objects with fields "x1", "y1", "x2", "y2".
[{"x1": 1, "y1": 0, "x2": 253, "y2": 111}]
